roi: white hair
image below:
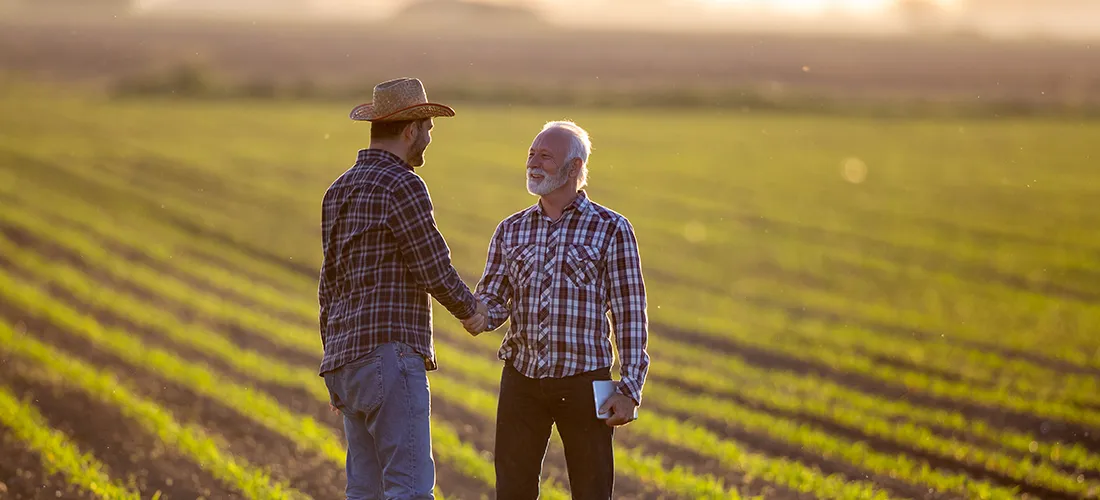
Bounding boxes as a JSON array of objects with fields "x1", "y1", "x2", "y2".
[{"x1": 541, "y1": 120, "x2": 591, "y2": 188}]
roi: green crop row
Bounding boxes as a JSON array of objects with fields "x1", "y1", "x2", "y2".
[
  {"x1": 651, "y1": 373, "x2": 1099, "y2": 497},
  {"x1": 432, "y1": 200, "x2": 1100, "y2": 392},
  {"x1": 0, "y1": 232, "x2": 698, "y2": 498},
  {"x1": 13, "y1": 156, "x2": 1081, "y2": 404},
  {"x1": 630, "y1": 274, "x2": 1100, "y2": 409},
  {"x1": 430, "y1": 340, "x2": 896, "y2": 500},
  {"x1": 11, "y1": 172, "x2": 1097, "y2": 492},
  {"x1": 0, "y1": 384, "x2": 142, "y2": 500},
  {"x1": 431, "y1": 330, "x2": 1034, "y2": 499},
  {"x1": 0, "y1": 197, "x2": 987, "y2": 498},
  {"x1": 9, "y1": 181, "x2": 1093, "y2": 486},
  {"x1": 441, "y1": 213, "x2": 1100, "y2": 408},
  {"x1": 0, "y1": 321, "x2": 305, "y2": 499},
  {"x1": 0, "y1": 269, "x2": 504, "y2": 497},
  {"x1": 652, "y1": 387, "x2": 1025, "y2": 500},
  {"x1": 434, "y1": 166, "x2": 1100, "y2": 365},
  {"x1": 426, "y1": 373, "x2": 745, "y2": 499},
  {"x1": 10, "y1": 177, "x2": 1092, "y2": 434},
  {"x1": 5, "y1": 99, "x2": 1098, "y2": 370},
  {"x1": 0, "y1": 161, "x2": 311, "y2": 296},
  {"x1": 624, "y1": 280, "x2": 1100, "y2": 431},
  {"x1": 0, "y1": 229, "x2": 325, "y2": 394},
  {"x1": 646, "y1": 332, "x2": 1100, "y2": 476},
  {"x1": 0, "y1": 210, "x2": 840, "y2": 499},
  {"x1": 438, "y1": 321, "x2": 1100, "y2": 484},
  {"x1": 0, "y1": 205, "x2": 320, "y2": 354}
]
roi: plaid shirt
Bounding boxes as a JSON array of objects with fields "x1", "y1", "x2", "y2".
[
  {"x1": 475, "y1": 191, "x2": 650, "y2": 405},
  {"x1": 318, "y1": 149, "x2": 478, "y2": 375}
]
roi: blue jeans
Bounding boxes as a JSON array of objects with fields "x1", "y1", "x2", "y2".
[{"x1": 324, "y1": 342, "x2": 435, "y2": 500}]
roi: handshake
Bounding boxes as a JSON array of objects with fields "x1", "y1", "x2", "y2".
[{"x1": 461, "y1": 299, "x2": 490, "y2": 335}]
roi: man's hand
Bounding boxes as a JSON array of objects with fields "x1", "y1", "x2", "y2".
[
  {"x1": 461, "y1": 300, "x2": 489, "y2": 335},
  {"x1": 599, "y1": 393, "x2": 637, "y2": 427},
  {"x1": 328, "y1": 391, "x2": 341, "y2": 414}
]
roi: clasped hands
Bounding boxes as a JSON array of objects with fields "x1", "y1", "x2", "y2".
[{"x1": 461, "y1": 300, "x2": 489, "y2": 335}]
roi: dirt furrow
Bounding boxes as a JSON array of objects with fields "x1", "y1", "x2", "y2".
[
  {"x1": 0, "y1": 426, "x2": 101, "y2": 500},
  {"x1": 246, "y1": 377, "x2": 500, "y2": 499},
  {"x1": 438, "y1": 343, "x2": 837, "y2": 500},
  {"x1": 0, "y1": 286, "x2": 494, "y2": 499},
  {"x1": 0, "y1": 352, "x2": 236, "y2": 500},
  {"x1": 661, "y1": 324, "x2": 1100, "y2": 453},
  {"x1": 669, "y1": 375, "x2": 1100, "y2": 485},
  {"x1": 0, "y1": 222, "x2": 319, "y2": 367}
]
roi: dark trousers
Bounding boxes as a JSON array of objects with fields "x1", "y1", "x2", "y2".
[{"x1": 494, "y1": 363, "x2": 615, "y2": 500}]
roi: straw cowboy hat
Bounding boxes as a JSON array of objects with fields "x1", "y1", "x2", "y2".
[{"x1": 349, "y1": 78, "x2": 455, "y2": 122}]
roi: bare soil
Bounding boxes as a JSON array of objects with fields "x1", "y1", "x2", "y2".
[
  {"x1": 0, "y1": 352, "x2": 238, "y2": 500},
  {"x1": 0, "y1": 426, "x2": 101, "y2": 500},
  {"x1": 3, "y1": 171, "x2": 1099, "y2": 498}
]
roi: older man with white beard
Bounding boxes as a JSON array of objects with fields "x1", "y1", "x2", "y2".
[{"x1": 463, "y1": 121, "x2": 650, "y2": 500}]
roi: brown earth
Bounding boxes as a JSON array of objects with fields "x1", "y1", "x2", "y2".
[
  {"x1": 0, "y1": 429, "x2": 102, "y2": 500},
  {"x1": 0, "y1": 351, "x2": 238, "y2": 500},
  {"x1": 0, "y1": 281, "x2": 494, "y2": 500},
  {"x1": 0, "y1": 228, "x2": 537, "y2": 499},
  {"x1": 2, "y1": 158, "x2": 1099, "y2": 498},
  {"x1": 437, "y1": 345, "x2": 813, "y2": 500},
  {"x1": 15, "y1": 179, "x2": 1089, "y2": 498},
  {"x1": 659, "y1": 323, "x2": 1100, "y2": 455}
]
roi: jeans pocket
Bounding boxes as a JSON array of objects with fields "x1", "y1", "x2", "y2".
[
  {"x1": 338, "y1": 355, "x2": 385, "y2": 416},
  {"x1": 394, "y1": 343, "x2": 429, "y2": 370}
]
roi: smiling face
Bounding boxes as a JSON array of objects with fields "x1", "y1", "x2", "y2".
[{"x1": 526, "y1": 127, "x2": 577, "y2": 196}]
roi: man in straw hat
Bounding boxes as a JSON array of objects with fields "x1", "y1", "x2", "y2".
[
  {"x1": 465, "y1": 120, "x2": 650, "y2": 499},
  {"x1": 318, "y1": 77, "x2": 488, "y2": 499}
]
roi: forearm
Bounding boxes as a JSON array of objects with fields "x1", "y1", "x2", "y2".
[
  {"x1": 388, "y1": 176, "x2": 478, "y2": 320},
  {"x1": 427, "y1": 267, "x2": 478, "y2": 320},
  {"x1": 608, "y1": 217, "x2": 649, "y2": 405},
  {"x1": 477, "y1": 291, "x2": 509, "y2": 331},
  {"x1": 615, "y1": 320, "x2": 649, "y2": 405},
  {"x1": 474, "y1": 222, "x2": 513, "y2": 332}
]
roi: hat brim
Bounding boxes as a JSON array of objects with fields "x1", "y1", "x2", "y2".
[{"x1": 350, "y1": 102, "x2": 456, "y2": 122}]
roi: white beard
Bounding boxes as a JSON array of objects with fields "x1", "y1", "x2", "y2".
[{"x1": 527, "y1": 165, "x2": 571, "y2": 196}]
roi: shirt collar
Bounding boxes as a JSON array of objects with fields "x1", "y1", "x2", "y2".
[
  {"x1": 356, "y1": 148, "x2": 413, "y2": 171},
  {"x1": 526, "y1": 190, "x2": 591, "y2": 219}
]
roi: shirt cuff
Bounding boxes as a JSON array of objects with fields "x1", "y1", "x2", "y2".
[{"x1": 616, "y1": 381, "x2": 642, "y2": 406}]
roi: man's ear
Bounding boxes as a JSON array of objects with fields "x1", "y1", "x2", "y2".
[
  {"x1": 403, "y1": 121, "x2": 419, "y2": 143},
  {"x1": 570, "y1": 158, "x2": 583, "y2": 178}
]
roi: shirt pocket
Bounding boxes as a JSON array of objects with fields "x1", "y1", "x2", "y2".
[
  {"x1": 562, "y1": 243, "x2": 602, "y2": 288},
  {"x1": 507, "y1": 244, "x2": 540, "y2": 288}
]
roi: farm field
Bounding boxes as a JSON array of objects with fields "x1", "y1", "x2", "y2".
[{"x1": 0, "y1": 84, "x2": 1099, "y2": 499}]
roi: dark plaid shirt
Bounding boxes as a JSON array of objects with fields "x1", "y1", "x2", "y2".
[
  {"x1": 475, "y1": 191, "x2": 650, "y2": 405},
  {"x1": 318, "y1": 149, "x2": 478, "y2": 375}
]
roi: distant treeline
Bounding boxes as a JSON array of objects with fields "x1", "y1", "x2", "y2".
[{"x1": 109, "y1": 62, "x2": 1100, "y2": 120}]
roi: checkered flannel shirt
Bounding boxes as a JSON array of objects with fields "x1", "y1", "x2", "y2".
[
  {"x1": 475, "y1": 191, "x2": 650, "y2": 405},
  {"x1": 318, "y1": 149, "x2": 478, "y2": 375}
]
